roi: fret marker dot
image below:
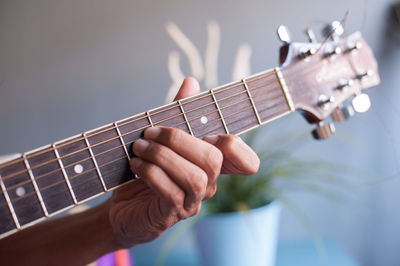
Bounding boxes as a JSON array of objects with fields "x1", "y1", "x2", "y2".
[
  {"x1": 16, "y1": 187, "x2": 26, "y2": 197},
  {"x1": 74, "y1": 164, "x2": 84, "y2": 174},
  {"x1": 201, "y1": 116, "x2": 208, "y2": 124}
]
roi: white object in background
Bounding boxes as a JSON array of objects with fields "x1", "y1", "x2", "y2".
[
  {"x1": 232, "y1": 44, "x2": 252, "y2": 81},
  {"x1": 166, "y1": 22, "x2": 204, "y2": 80},
  {"x1": 165, "y1": 21, "x2": 253, "y2": 103},
  {"x1": 205, "y1": 21, "x2": 220, "y2": 90}
]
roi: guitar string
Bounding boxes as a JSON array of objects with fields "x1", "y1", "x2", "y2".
[
  {"x1": 6, "y1": 99, "x2": 287, "y2": 206},
  {"x1": 0, "y1": 86, "x2": 284, "y2": 191},
  {"x1": 0, "y1": 95, "x2": 288, "y2": 207},
  {"x1": 0, "y1": 72, "x2": 276, "y2": 170},
  {"x1": 2, "y1": 88, "x2": 284, "y2": 194},
  {"x1": 0, "y1": 43, "x2": 360, "y2": 182},
  {"x1": 0, "y1": 79, "x2": 280, "y2": 181}
]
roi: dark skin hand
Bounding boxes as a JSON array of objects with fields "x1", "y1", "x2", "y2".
[{"x1": 0, "y1": 77, "x2": 260, "y2": 265}]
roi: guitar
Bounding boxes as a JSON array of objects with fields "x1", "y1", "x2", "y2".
[{"x1": 0, "y1": 29, "x2": 380, "y2": 239}]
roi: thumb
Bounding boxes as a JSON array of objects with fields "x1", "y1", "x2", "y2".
[{"x1": 174, "y1": 77, "x2": 200, "y2": 101}]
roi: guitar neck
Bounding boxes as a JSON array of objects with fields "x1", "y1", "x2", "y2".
[{"x1": 0, "y1": 67, "x2": 293, "y2": 238}]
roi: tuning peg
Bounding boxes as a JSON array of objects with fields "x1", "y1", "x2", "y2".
[
  {"x1": 324, "y1": 46, "x2": 342, "y2": 58},
  {"x1": 298, "y1": 47, "x2": 317, "y2": 60},
  {"x1": 305, "y1": 27, "x2": 317, "y2": 43},
  {"x1": 322, "y1": 21, "x2": 344, "y2": 42},
  {"x1": 277, "y1": 25, "x2": 291, "y2": 44},
  {"x1": 336, "y1": 79, "x2": 354, "y2": 91},
  {"x1": 318, "y1": 95, "x2": 335, "y2": 109},
  {"x1": 352, "y1": 93, "x2": 371, "y2": 113},
  {"x1": 356, "y1": 70, "x2": 374, "y2": 80},
  {"x1": 331, "y1": 105, "x2": 355, "y2": 122},
  {"x1": 345, "y1": 42, "x2": 363, "y2": 53},
  {"x1": 312, "y1": 122, "x2": 336, "y2": 140}
]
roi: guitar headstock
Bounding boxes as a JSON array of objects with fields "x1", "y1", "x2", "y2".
[{"x1": 277, "y1": 26, "x2": 380, "y2": 139}]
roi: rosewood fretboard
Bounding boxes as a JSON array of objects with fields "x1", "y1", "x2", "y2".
[{"x1": 0, "y1": 68, "x2": 293, "y2": 238}]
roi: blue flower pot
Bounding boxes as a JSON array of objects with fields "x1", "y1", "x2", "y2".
[{"x1": 195, "y1": 202, "x2": 281, "y2": 266}]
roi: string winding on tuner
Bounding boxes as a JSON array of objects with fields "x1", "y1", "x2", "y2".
[{"x1": 312, "y1": 122, "x2": 336, "y2": 140}]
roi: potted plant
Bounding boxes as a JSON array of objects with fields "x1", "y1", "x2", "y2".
[
  {"x1": 152, "y1": 121, "x2": 353, "y2": 266},
  {"x1": 192, "y1": 124, "x2": 350, "y2": 266}
]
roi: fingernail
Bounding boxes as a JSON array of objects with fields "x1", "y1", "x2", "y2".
[
  {"x1": 131, "y1": 157, "x2": 143, "y2": 169},
  {"x1": 144, "y1": 127, "x2": 161, "y2": 139},
  {"x1": 204, "y1": 135, "x2": 219, "y2": 145},
  {"x1": 134, "y1": 139, "x2": 150, "y2": 153}
]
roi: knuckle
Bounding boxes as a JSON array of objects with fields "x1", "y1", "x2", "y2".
[
  {"x1": 147, "y1": 143, "x2": 169, "y2": 162},
  {"x1": 168, "y1": 190, "x2": 185, "y2": 209},
  {"x1": 190, "y1": 171, "x2": 208, "y2": 196},
  {"x1": 140, "y1": 163, "x2": 159, "y2": 180},
  {"x1": 204, "y1": 184, "x2": 217, "y2": 201},
  {"x1": 163, "y1": 128, "x2": 182, "y2": 146},
  {"x1": 207, "y1": 148, "x2": 223, "y2": 177},
  {"x1": 223, "y1": 135, "x2": 240, "y2": 150}
]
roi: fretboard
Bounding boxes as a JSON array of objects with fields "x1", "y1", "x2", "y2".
[{"x1": 0, "y1": 68, "x2": 293, "y2": 238}]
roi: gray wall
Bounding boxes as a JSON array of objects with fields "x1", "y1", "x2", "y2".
[{"x1": 1, "y1": 0, "x2": 400, "y2": 265}]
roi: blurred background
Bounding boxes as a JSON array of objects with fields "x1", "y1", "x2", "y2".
[{"x1": 1, "y1": 0, "x2": 400, "y2": 265}]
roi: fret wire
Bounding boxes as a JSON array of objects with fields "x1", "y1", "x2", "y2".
[
  {"x1": 177, "y1": 100, "x2": 194, "y2": 136},
  {"x1": 210, "y1": 89, "x2": 230, "y2": 134},
  {"x1": 0, "y1": 71, "x2": 278, "y2": 172},
  {"x1": 0, "y1": 74, "x2": 278, "y2": 178},
  {"x1": 1, "y1": 81, "x2": 282, "y2": 189},
  {"x1": 242, "y1": 78, "x2": 262, "y2": 125},
  {"x1": 114, "y1": 123, "x2": 139, "y2": 180},
  {"x1": 4, "y1": 155, "x2": 129, "y2": 206},
  {"x1": 1, "y1": 82, "x2": 281, "y2": 188},
  {"x1": 82, "y1": 133, "x2": 108, "y2": 192},
  {"x1": 146, "y1": 111, "x2": 154, "y2": 127},
  {"x1": 53, "y1": 144, "x2": 78, "y2": 205},
  {"x1": 0, "y1": 91, "x2": 287, "y2": 208},
  {"x1": 274, "y1": 67, "x2": 295, "y2": 111},
  {"x1": 190, "y1": 95, "x2": 287, "y2": 132},
  {"x1": 114, "y1": 122, "x2": 131, "y2": 160},
  {"x1": 0, "y1": 174, "x2": 20, "y2": 228},
  {"x1": 23, "y1": 154, "x2": 49, "y2": 217}
]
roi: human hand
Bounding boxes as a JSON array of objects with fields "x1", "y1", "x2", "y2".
[{"x1": 107, "y1": 77, "x2": 260, "y2": 248}]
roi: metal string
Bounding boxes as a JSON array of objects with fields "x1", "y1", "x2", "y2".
[
  {"x1": 2, "y1": 86, "x2": 283, "y2": 193},
  {"x1": 0, "y1": 71, "x2": 277, "y2": 171},
  {"x1": 0, "y1": 92, "x2": 288, "y2": 207},
  {"x1": 0, "y1": 78, "x2": 279, "y2": 182}
]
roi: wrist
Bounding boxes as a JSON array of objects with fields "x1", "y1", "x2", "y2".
[{"x1": 92, "y1": 199, "x2": 127, "y2": 253}]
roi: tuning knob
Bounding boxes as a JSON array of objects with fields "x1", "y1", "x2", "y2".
[
  {"x1": 322, "y1": 21, "x2": 344, "y2": 42},
  {"x1": 312, "y1": 122, "x2": 336, "y2": 140},
  {"x1": 305, "y1": 27, "x2": 317, "y2": 43},
  {"x1": 277, "y1": 25, "x2": 291, "y2": 44},
  {"x1": 298, "y1": 47, "x2": 317, "y2": 60},
  {"x1": 352, "y1": 93, "x2": 371, "y2": 113},
  {"x1": 331, "y1": 105, "x2": 355, "y2": 122}
]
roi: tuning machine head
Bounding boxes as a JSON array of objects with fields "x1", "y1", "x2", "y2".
[
  {"x1": 312, "y1": 122, "x2": 336, "y2": 140},
  {"x1": 331, "y1": 105, "x2": 355, "y2": 122},
  {"x1": 277, "y1": 25, "x2": 291, "y2": 44},
  {"x1": 322, "y1": 21, "x2": 345, "y2": 42},
  {"x1": 304, "y1": 27, "x2": 318, "y2": 43},
  {"x1": 352, "y1": 93, "x2": 371, "y2": 113}
]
